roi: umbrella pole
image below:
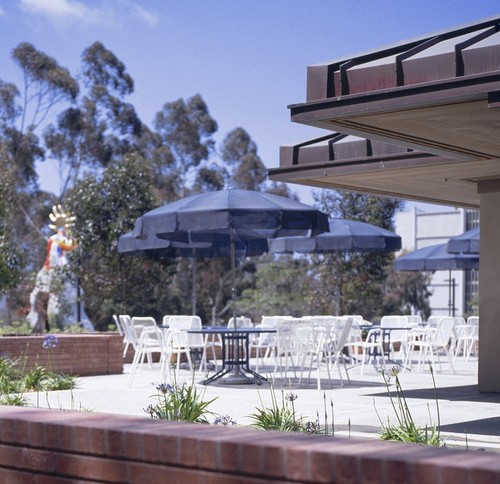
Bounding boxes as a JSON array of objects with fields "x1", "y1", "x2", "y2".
[
  {"x1": 218, "y1": 226, "x2": 255, "y2": 385},
  {"x1": 230, "y1": 226, "x2": 237, "y2": 327},
  {"x1": 192, "y1": 250, "x2": 197, "y2": 316}
]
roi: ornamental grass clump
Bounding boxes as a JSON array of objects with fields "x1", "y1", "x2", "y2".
[
  {"x1": 0, "y1": 335, "x2": 79, "y2": 407},
  {"x1": 249, "y1": 386, "x2": 324, "y2": 435},
  {"x1": 145, "y1": 383, "x2": 217, "y2": 424},
  {"x1": 377, "y1": 365, "x2": 442, "y2": 446}
]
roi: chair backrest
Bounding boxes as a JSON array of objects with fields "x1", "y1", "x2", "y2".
[
  {"x1": 118, "y1": 315, "x2": 132, "y2": 343},
  {"x1": 138, "y1": 325, "x2": 164, "y2": 349},
  {"x1": 188, "y1": 316, "x2": 205, "y2": 348},
  {"x1": 433, "y1": 316, "x2": 456, "y2": 346},
  {"x1": 260, "y1": 316, "x2": 283, "y2": 328},
  {"x1": 162, "y1": 315, "x2": 172, "y2": 327},
  {"x1": 164, "y1": 328, "x2": 190, "y2": 351},
  {"x1": 113, "y1": 315, "x2": 123, "y2": 336},
  {"x1": 426, "y1": 315, "x2": 442, "y2": 327},
  {"x1": 227, "y1": 316, "x2": 253, "y2": 328},
  {"x1": 452, "y1": 316, "x2": 466, "y2": 339},
  {"x1": 130, "y1": 317, "x2": 157, "y2": 344},
  {"x1": 275, "y1": 319, "x2": 294, "y2": 353},
  {"x1": 407, "y1": 315, "x2": 423, "y2": 327},
  {"x1": 294, "y1": 323, "x2": 316, "y2": 351},
  {"x1": 335, "y1": 317, "x2": 353, "y2": 354},
  {"x1": 169, "y1": 315, "x2": 199, "y2": 330},
  {"x1": 381, "y1": 315, "x2": 409, "y2": 327},
  {"x1": 381, "y1": 315, "x2": 409, "y2": 342},
  {"x1": 167, "y1": 315, "x2": 204, "y2": 347},
  {"x1": 467, "y1": 316, "x2": 479, "y2": 326}
]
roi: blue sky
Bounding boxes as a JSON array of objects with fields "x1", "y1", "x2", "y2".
[{"x1": 1, "y1": 0, "x2": 498, "y2": 205}]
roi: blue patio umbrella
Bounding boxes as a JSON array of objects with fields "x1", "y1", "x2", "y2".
[
  {"x1": 446, "y1": 228, "x2": 480, "y2": 254},
  {"x1": 131, "y1": 189, "x2": 329, "y2": 322},
  {"x1": 395, "y1": 243, "x2": 479, "y2": 271},
  {"x1": 395, "y1": 243, "x2": 479, "y2": 316},
  {"x1": 268, "y1": 218, "x2": 401, "y2": 254},
  {"x1": 117, "y1": 231, "x2": 268, "y2": 316}
]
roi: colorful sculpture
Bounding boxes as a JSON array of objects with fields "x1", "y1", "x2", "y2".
[{"x1": 27, "y1": 205, "x2": 93, "y2": 332}]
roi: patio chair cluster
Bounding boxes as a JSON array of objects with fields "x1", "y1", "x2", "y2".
[
  {"x1": 114, "y1": 315, "x2": 215, "y2": 386},
  {"x1": 113, "y1": 313, "x2": 478, "y2": 388}
]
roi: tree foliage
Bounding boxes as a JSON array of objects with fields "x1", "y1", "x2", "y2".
[
  {"x1": 12, "y1": 42, "x2": 78, "y2": 132},
  {"x1": 220, "y1": 127, "x2": 267, "y2": 190},
  {"x1": 45, "y1": 41, "x2": 143, "y2": 198},
  {"x1": 313, "y1": 190, "x2": 404, "y2": 320},
  {"x1": 239, "y1": 256, "x2": 318, "y2": 322},
  {"x1": 66, "y1": 153, "x2": 178, "y2": 329},
  {"x1": 153, "y1": 94, "x2": 217, "y2": 199},
  {"x1": 383, "y1": 259, "x2": 432, "y2": 319},
  {"x1": 0, "y1": 39, "x2": 302, "y2": 328},
  {"x1": 0, "y1": 153, "x2": 24, "y2": 293}
]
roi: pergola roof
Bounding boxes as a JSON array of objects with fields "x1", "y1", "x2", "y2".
[{"x1": 269, "y1": 16, "x2": 500, "y2": 209}]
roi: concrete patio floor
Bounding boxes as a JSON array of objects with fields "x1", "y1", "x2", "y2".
[{"x1": 24, "y1": 356, "x2": 500, "y2": 452}]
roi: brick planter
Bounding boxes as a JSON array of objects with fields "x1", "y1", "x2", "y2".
[
  {"x1": 0, "y1": 407, "x2": 499, "y2": 483},
  {"x1": 0, "y1": 334, "x2": 124, "y2": 376}
]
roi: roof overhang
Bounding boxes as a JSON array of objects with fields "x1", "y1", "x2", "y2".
[{"x1": 269, "y1": 16, "x2": 500, "y2": 209}]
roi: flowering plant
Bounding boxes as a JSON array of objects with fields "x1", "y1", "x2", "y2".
[
  {"x1": 42, "y1": 335, "x2": 59, "y2": 350},
  {"x1": 145, "y1": 383, "x2": 217, "y2": 424}
]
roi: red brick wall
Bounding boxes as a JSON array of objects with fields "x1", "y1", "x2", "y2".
[
  {"x1": 0, "y1": 334, "x2": 123, "y2": 376},
  {"x1": 0, "y1": 406, "x2": 498, "y2": 483}
]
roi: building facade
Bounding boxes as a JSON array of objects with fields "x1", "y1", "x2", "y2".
[{"x1": 394, "y1": 205, "x2": 479, "y2": 318}]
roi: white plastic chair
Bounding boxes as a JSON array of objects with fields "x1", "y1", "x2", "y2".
[
  {"x1": 328, "y1": 317, "x2": 354, "y2": 386},
  {"x1": 160, "y1": 328, "x2": 193, "y2": 383},
  {"x1": 169, "y1": 315, "x2": 211, "y2": 372},
  {"x1": 272, "y1": 318, "x2": 300, "y2": 381},
  {"x1": 129, "y1": 317, "x2": 158, "y2": 368},
  {"x1": 128, "y1": 326, "x2": 164, "y2": 386},
  {"x1": 118, "y1": 315, "x2": 134, "y2": 357},
  {"x1": 404, "y1": 316, "x2": 456, "y2": 373},
  {"x1": 380, "y1": 315, "x2": 410, "y2": 361},
  {"x1": 283, "y1": 318, "x2": 329, "y2": 389},
  {"x1": 454, "y1": 316, "x2": 478, "y2": 361},
  {"x1": 467, "y1": 316, "x2": 479, "y2": 360},
  {"x1": 112, "y1": 314, "x2": 124, "y2": 337},
  {"x1": 348, "y1": 326, "x2": 385, "y2": 375},
  {"x1": 250, "y1": 316, "x2": 281, "y2": 371}
]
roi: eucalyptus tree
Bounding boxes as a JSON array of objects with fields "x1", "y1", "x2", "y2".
[
  {"x1": 220, "y1": 127, "x2": 267, "y2": 190},
  {"x1": 0, "y1": 42, "x2": 78, "y2": 193},
  {"x1": 152, "y1": 94, "x2": 218, "y2": 200},
  {"x1": 43, "y1": 42, "x2": 144, "y2": 199}
]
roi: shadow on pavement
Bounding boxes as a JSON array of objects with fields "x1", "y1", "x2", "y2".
[{"x1": 370, "y1": 384, "x2": 500, "y2": 403}]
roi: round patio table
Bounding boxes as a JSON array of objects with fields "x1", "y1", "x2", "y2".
[{"x1": 187, "y1": 327, "x2": 276, "y2": 385}]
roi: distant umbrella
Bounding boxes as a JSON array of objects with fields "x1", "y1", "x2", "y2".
[
  {"x1": 395, "y1": 243, "x2": 479, "y2": 271},
  {"x1": 395, "y1": 243, "x2": 479, "y2": 316},
  {"x1": 446, "y1": 228, "x2": 480, "y2": 254},
  {"x1": 269, "y1": 218, "x2": 401, "y2": 254}
]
